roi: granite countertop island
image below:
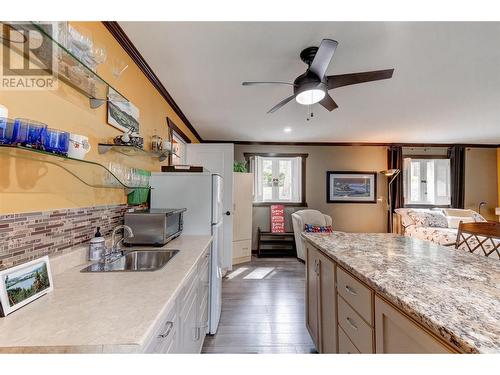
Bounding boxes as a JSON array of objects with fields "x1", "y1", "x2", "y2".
[
  {"x1": 302, "y1": 232, "x2": 500, "y2": 354},
  {"x1": 0, "y1": 235, "x2": 212, "y2": 353}
]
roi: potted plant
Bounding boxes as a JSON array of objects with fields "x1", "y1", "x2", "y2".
[{"x1": 233, "y1": 160, "x2": 248, "y2": 173}]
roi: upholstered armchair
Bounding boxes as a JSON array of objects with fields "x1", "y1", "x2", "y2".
[{"x1": 292, "y1": 209, "x2": 333, "y2": 261}]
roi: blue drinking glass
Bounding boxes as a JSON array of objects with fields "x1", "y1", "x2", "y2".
[
  {"x1": 0, "y1": 118, "x2": 15, "y2": 144},
  {"x1": 12, "y1": 118, "x2": 47, "y2": 148},
  {"x1": 42, "y1": 128, "x2": 70, "y2": 155}
]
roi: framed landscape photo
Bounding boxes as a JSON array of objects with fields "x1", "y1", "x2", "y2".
[
  {"x1": 0, "y1": 256, "x2": 53, "y2": 317},
  {"x1": 327, "y1": 171, "x2": 377, "y2": 203},
  {"x1": 107, "y1": 88, "x2": 140, "y2": 136}
]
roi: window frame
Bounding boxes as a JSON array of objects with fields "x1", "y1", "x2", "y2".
[
  {"x1": 171, "y1": 130, "x2": 187, "y2": 165},
  {"x1": 402, "y1": 154, "x2": 451, "y2": 208},
  {"x1": 244, "y1": 152, "x2": 308, "y2": 207},
  {"x1": 166, "y1": 117, "x2": 191, "y2": 166}
]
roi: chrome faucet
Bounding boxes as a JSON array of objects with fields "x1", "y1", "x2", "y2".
[{"x1": 104, "y1": 225, "x2": 134, "y2": 262}]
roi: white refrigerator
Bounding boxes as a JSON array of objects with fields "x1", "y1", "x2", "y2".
[{"x1": 150, "y1": 171, "x2": 223, "y2": 334}]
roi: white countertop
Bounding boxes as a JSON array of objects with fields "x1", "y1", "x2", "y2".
[{"x1": 0, "y1": 235, "x2": 212, "y2": 353}]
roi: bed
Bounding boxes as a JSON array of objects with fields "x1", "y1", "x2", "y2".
[{"x1": 394, "y1": 208, "x2": 498, "y2": 256}]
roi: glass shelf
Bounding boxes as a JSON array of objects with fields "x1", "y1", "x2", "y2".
[
  {"x1": 98, "y1": 144, "x2": 171, "y2": 162},
  {"x1": 1, "y1": 22, "x2": 128, "y2": 108},
  {"x1": 0, "y1": 145, "x2": 150, "y2": 193}
]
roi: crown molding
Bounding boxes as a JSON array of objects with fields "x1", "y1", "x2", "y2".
[
  {"x1": 203, "y1": 140, "x2": 500, "y2": 148},
  {"x1": 102, "y1": 21, "x2": 203, "y2": 143}
]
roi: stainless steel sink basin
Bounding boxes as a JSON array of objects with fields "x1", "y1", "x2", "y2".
[{"x1": 81, "y1": 249, "x2": 179, "y2": 272}]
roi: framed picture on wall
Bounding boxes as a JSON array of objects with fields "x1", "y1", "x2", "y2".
[
  {"x1": 107, "y1": 88, "x2": 140, "y2": 135},
  {"x1": 326, "y1": 171, "x2": 377, "y2": 203},
  {"x1": 0, "y1": 256, "x2": 53, "y2": 317}
]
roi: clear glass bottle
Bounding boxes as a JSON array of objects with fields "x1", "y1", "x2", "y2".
[{"x1": 151, "y1": 129, "x2": 160, "y2": 152}]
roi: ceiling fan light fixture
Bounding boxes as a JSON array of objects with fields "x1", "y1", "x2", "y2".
[{"x1": 295, "y1": 89, "x2": 325, "y2": 105}]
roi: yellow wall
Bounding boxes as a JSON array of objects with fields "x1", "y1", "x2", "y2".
[{"x1": 0, "y1": 22, "x2": 198, "y2": 214}]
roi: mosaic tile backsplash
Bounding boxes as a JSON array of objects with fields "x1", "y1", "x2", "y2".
[{"x1": 0, "y1": 204, "x2": 137, "y2": 270}]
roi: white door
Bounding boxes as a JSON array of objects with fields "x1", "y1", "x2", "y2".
[
  {"x1": 187, "y1": 143, "x2": 234, "y2": 271},
  {"x1": 233, "y1": 172, "x2": 253, "y2": 242}
]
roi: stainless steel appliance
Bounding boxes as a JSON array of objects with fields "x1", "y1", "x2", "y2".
[{"x1": 123, "y1": 208, "x2": 186, "y2": 246}]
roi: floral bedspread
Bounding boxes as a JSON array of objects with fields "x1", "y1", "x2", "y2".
[{"x1": 405, "y1": 225, "x2": 499, "y2": 259}]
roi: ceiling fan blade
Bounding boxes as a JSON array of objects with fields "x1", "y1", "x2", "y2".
[
  {"x1": 309, "y1": 39, "x2": 338, "y2": 79},
  {"x1": 267, "y1": 95, "x2": 296, "y2": 114},
  {"x1": 327, "y1": 69, "x2": 394, "y2": 90},
  {"x1": 319, "y1": 94, "x2": 338, "y2": 111},
  {"x1": 242, "y1": 81, "x2": 295, "y2": 86}
]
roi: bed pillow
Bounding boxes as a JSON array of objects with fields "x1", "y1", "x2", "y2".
[
  {"x1": 408, "y1": 210, "x2": 448, "y2": 228},
  {"x1": 304, "y1": 224, "x2": 333, "y2": 233},
  {"x1": 446, "y1": 216, "x2": 475, "y2": 229},
  {"x1": 442, "y1": 208, "x2": 486, "y2": 222}
]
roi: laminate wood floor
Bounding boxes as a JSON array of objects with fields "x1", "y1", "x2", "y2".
[{"x1": 202, "y1": 256, "x2": 315, "y2": 354}]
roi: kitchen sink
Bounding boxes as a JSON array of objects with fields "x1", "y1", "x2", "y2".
[{"x1": 81, "y1": 249, "x2": 179, "y2": 272}]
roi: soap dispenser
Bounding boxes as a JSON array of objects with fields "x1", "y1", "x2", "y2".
[{"x1": 89, "y1": 226, "x2": 106, "y2": 261}]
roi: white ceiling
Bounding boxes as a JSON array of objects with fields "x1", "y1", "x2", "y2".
[{"x1": 119, "y1": 22, "x2": 500, "y2": 144}]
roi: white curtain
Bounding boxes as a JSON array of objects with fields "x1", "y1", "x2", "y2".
[
  {"x1": 252, "y1": 156, "x2": 263, "y2": 202},
  {"x1": 291, "y1": 156, "x2": 301, "y2": 203}
]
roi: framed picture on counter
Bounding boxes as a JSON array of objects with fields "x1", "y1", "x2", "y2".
[
  {"x1": 327, "y1": 171, "x2": 377, "y2": 203},
  {"x1": 0, "y1": 256, "x2": 53, "y2": 317}
]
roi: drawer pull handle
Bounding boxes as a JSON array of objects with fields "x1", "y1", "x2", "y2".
[
  {"x1": 158, "y1": 321, "x2": 174, "y2": 338},
  {"x1": 346, "y1": 317, "x2": 358, "y2": 330},
  {"x1": 345, "y1": 285, "x2": 357, "y2": 296}
]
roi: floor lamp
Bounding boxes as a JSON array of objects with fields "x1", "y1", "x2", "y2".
[{"x1": 380, "y1": 169, "x2": 400, "y2": 233}]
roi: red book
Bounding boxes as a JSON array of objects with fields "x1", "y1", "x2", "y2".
[{"x1": 270, "y1": 204, "x2": 285, "y2": 233}]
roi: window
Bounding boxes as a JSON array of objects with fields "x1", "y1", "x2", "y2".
[
  {"x1": 246, "y1": 153, "x2": 307, "y2": 205},
  {"x1": 171, "y1": 131, "x2": 186, "y2": 165},
  {"x1": 403, "y1": 158, "x2": 451, "y2": 206}
]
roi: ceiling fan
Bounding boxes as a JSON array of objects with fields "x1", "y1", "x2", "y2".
[{"x1": 242, "y1": 39, "x2": 394, "y2": 114}]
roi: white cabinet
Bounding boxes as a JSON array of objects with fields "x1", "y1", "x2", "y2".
[
  {"x1": 143, "y1": 301, "x2": 178, "y2": 354},
  {"x1": 143, "y1": 246, "x2": 211, "y2": 354},
  {"x1": 197, "y1": 248, "x2": 210, "y2": 337},
  {"x1": 180, "y1": 282, "x2": 200, "y2": 353},
  {"x1": 232, "y1": 172, "x2": 253, "y2": 265}
]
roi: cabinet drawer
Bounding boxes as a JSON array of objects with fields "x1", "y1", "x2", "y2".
[
  {"x1": 338, "y1": 296, "x2": 374, "y2": 353},
  {"x1": 233, "y1": 239, "x2": 251, "y2": 258},
  {"x1": 199, "y1": 248, "x2": 210, "y2": 284},
  {"x1": 338, "y1": 326, "x2": 360, "y2": 354},
  {"x1": 337, "y1": 267, "x2": 373, "y2": 325},
  {"x1": 180, "y1": 267, "x2": 198, "y2": 306},
  {"x1": 144, "y1": 302, "x2": 177, "y2": 353},
  {"x1": 180, "y1": 249, "x2": 209, "y2": 306}
]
